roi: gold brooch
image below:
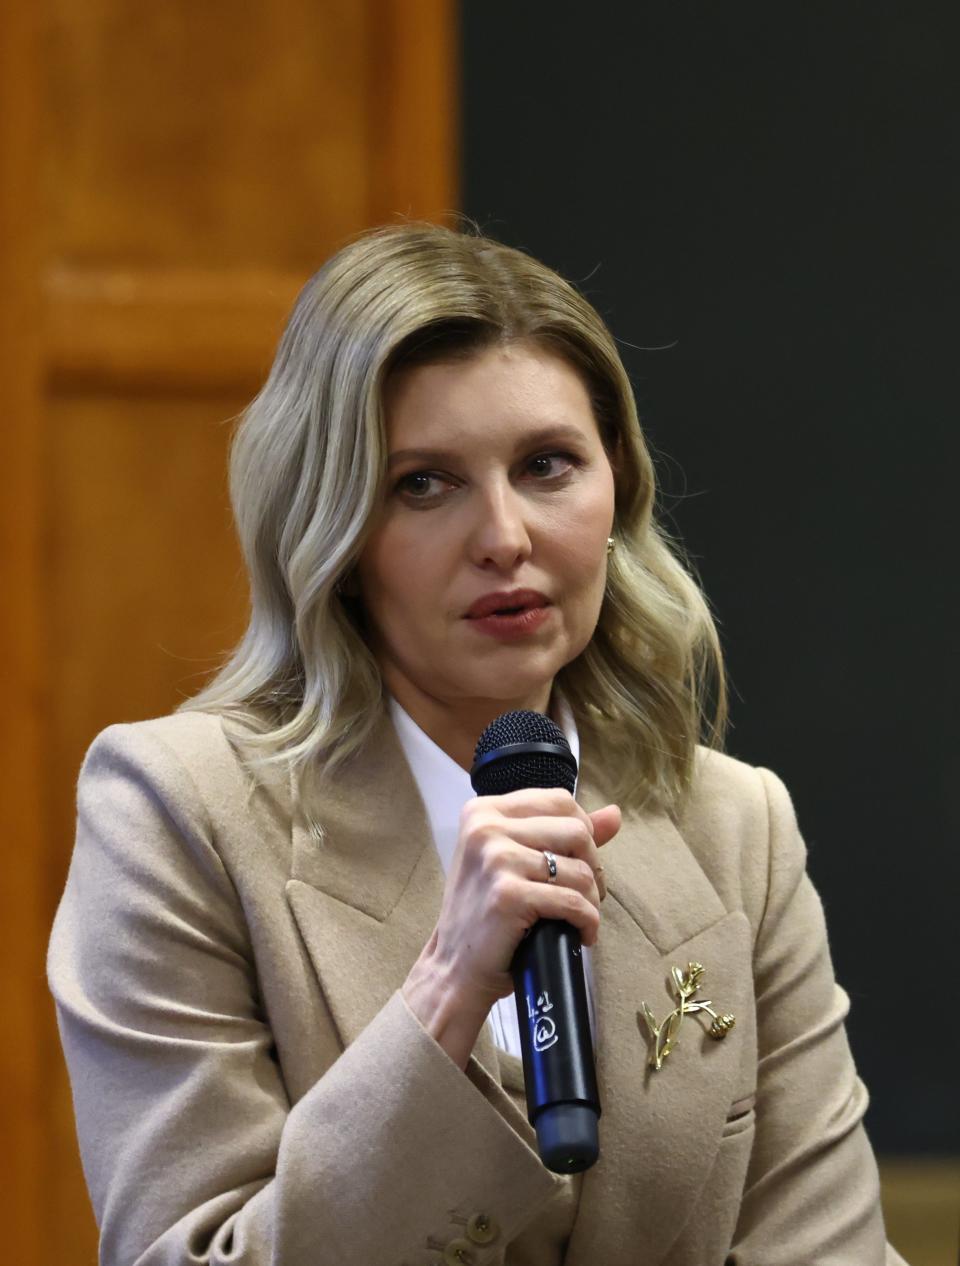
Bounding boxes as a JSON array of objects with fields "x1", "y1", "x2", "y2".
[{"x1": 640, "y1": 962, "x2": 735, "y2": 1071}]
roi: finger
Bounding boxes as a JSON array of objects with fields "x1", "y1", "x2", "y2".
[
  {"x1": 527, "y1": 883, "x2": 602, "y2": 946},
  {"x1": 484, "y1": 788, "x2": 594, "y2": 831},
  {"x1": 524, "y1": 849, "x2": 600, "y2": 907},
  {"x1": 501, "y1": 815, "x2": 597, "y2": 863},
  {"x1": 589, "y1": 804, "x2": 622, "y2": 848}
]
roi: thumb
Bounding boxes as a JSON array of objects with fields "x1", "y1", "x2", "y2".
[{"x1": 588, "y1": 804, "x2": 622, "y2": 847}]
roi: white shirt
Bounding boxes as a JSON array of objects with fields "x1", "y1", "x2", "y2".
[{"x1": 389, "y1": 697, "x2": 598, "y2": 1059}]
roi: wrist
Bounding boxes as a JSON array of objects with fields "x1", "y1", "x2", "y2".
[{"x1": 402, "y1": 950, "x2": 492, "y2": 1071}]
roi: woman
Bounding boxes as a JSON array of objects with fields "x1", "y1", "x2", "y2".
[{"x1": 48, "y1": 222, "x2": 905, "y2": 1265}]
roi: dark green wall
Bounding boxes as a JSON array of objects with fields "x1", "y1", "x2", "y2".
[{"x1": 461, "y1": 3, "x2": 958, "y2": 1154}]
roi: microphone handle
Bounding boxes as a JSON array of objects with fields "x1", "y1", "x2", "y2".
[{"x1": 511, "y1": 918, "x2": 601, "y2": 1173}]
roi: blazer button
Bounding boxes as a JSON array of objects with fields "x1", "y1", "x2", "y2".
[
  {"x1": 466, "y1": 1213, "x2": 500, "y2": 1245},
  {"x1": 442, "y1": 1238, "x2": 476, "y2": 1265}
]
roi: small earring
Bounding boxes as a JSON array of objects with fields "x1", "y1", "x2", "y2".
[{"x1": 606, "y1": 537, "x2": 615, "y2": 556}]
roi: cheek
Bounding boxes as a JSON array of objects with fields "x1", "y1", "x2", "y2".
[
  {"x1": 357, "y1": 521, "x2": 444, "y2": 626},
  {"x1": 558, "y1": 479, "x2": 614, "y2": 572},
  {"x1": 356, "y1": 526, "x2": 396, "y2": 618}
]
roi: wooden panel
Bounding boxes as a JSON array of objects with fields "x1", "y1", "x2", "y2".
[
  {"x1": 0, "y1": 3, "x2": 46, "y2": 1259},
  {"x1": 45, "y1": 265, "x2": 305, "y2": 390},
  {"x1": 43, "y1": 0, "x2": 372, "y2": 271},
  {"x1": 368, "y1": 0, "x2": 459, "y2": 225},
  {"x1": 879, "y1": 1159, "x2": 960, "y2": 1266},
  {"x1": 46, "y1": 390, "x2": 251, "y2": 867}
]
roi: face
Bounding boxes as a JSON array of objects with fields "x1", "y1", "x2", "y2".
[{"x1": 356, "y1": 342, "x2": 617, "y2": 736}]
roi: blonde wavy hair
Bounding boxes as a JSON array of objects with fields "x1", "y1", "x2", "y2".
[{"x1": 180, "y1": 221, "x2": 726, "y2": 814}]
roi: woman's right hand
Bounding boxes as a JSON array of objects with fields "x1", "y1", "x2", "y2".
[{"x1": 402, "y1": 788, "x2": 621, "y2": 1065}]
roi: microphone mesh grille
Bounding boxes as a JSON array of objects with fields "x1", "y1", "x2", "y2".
[{"x1": 472, "y1": 710, "x2": 576, "y2": 796}]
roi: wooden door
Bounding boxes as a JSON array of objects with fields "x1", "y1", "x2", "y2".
[{"x1": 1, "y1": 3, "x2": 457, "y2": 1261}]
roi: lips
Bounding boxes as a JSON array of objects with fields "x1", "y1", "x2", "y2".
[{"x1": 465, "y1": 589, "x2": 550, "y2": 619}]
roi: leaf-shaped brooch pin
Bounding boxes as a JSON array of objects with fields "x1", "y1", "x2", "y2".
[{"x1": 640, "y1": 961, "x2": 735, "y2": 1071}]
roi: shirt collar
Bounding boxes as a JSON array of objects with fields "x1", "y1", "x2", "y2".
[{"x1": 388, "y1": 696, "x2": 581, "y2": 867}]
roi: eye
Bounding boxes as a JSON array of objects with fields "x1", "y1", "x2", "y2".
[
  {"x1": 522, "y1": 451, "x2": 580, "y2": 480},
  {"x1": 393, "y1": 470, "x2": 456, "y2": 504}
]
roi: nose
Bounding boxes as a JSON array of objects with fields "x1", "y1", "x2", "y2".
[{"x1": 467, "y1": 479, "x2": 532, "y2": 572}]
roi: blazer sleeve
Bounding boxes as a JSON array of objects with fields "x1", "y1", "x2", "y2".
[
  {"x1": 47, "y1": 724, "x2": 560, "y2": 1266},
  {"x1": 726, "y1": 767, "x2": 908, "y2": 1266}
]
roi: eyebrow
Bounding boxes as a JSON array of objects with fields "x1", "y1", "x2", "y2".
[{"x1": 386, "y1": 423, "x2": 589, "y2": 469}]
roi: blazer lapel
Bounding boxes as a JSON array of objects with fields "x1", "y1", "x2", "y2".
[
  {"x1": 565, "y1": 767, "x2": 756, "y2": 1266},
  {"x1": 284, "y1": 711, "x2": 501, "y2": 1076}
]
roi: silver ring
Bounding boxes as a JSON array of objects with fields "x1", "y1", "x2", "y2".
[{"x1": 543, "y1": 850, "x2": 558, "y2": 883}]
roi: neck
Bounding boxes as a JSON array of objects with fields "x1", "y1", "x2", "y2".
[{"x1": 387, "y1": 683, "x2": 554, "y2": 772}]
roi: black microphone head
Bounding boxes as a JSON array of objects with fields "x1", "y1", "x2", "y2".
[{"x1": 471, "y1": 709, "x2": 577, "y2": 796}]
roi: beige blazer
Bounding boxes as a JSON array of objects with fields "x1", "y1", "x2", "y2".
[{"x1": 48, "y1": 709, "x2": 906, "y2": 1266}]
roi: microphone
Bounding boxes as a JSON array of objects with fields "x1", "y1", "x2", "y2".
[{"x1": 471, "y1": 710, "x2": 601, "y2": 1174}]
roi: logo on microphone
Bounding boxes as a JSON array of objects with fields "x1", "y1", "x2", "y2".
[{"x1": 527, "y1": 990, "x2": 560, "y2": 1052}]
